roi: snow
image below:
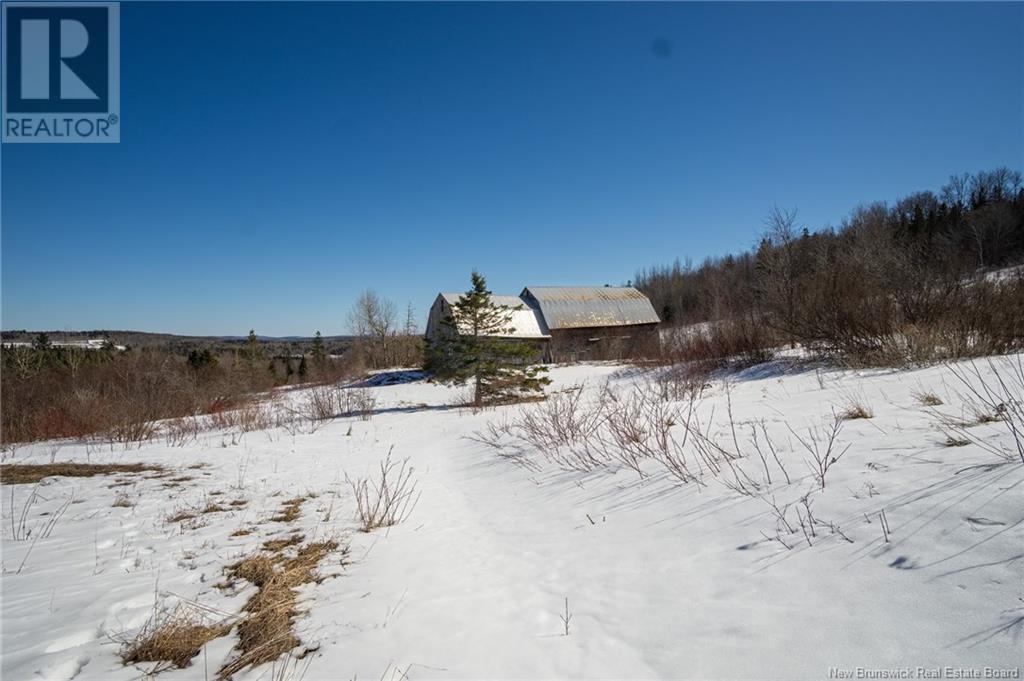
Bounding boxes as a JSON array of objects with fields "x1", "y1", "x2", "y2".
[{"x1": 2, "y1": 358, "x2": 1022, "y2": 680}]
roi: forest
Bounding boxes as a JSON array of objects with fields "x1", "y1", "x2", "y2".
[{"x1": 635, "y1": 168, "x2": 1024, "y2": 365}]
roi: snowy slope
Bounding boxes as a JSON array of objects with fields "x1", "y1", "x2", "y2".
[{"x1": 1, "y1": 359, "x2": 1021, "y2": 680}]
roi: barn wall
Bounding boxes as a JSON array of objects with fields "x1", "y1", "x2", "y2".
[
  {"x1": 425, "y1": 297, "x2": 452, "y2": 343},
  {"x1": 548, "y1": 324, "x2": 660, "y2": 363}
]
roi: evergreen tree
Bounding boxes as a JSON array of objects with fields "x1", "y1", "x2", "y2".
[
  {"x1": 298, "y1": 354, "x2": 308, "y2": 381},
  {"x1": 426, "y1": 271, "x2": 549, "y2": 407},
  {"x1": 240, "y1": 329, "x2": 267, "y2": 377},
  {"x1": 246, "y1": 330, "x2": 260, "y2": 361},
  {"x1": 187, "y1": 348, "x2": 218, "y2": 371},
  {"x1": 311, "y1": 331, "x2": 326, "y2": 366},
  {"x1": 33, "y1": 332, "x2": 51, "y2": 351}
]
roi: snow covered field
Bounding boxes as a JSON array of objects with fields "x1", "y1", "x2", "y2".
[{"x1": 2, "y1": 358, "x2": 1022, "y2": 680}]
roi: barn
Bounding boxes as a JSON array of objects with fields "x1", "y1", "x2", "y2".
[
  {"x1": 425, "y1": 286, "x2": 660, "y2": 363},
  {"x1": 520, "y1": 286, "x2": 660, "y2": 362},
  {"x1": 425, "y1": 292, "x2": 551, "y2": 354}
]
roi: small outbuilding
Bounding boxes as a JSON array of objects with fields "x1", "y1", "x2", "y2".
[{"x1": 425, "y1": 286, "x2": 660, "y2": 363}]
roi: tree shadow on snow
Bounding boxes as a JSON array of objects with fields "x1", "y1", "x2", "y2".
[{"x1": 348, "y1": 370, "x2": 427, "y2": 388}]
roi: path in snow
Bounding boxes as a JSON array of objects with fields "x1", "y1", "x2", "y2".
[{"x1": 2, "y1": 360, "x2": 1022, "y2": 680}]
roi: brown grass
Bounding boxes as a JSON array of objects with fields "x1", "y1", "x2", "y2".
[
  {"x1": 121, "y1": 605, "x2": 231, "y2": 670},
  {"x1": 219, "y1": 540, "x2": 340, "y2": 679},
  {"x1": 166, "y1": 510, "x2": 196, "y2": 523},
  {"x1": 912, "y1": 390, "x2": 944, "y2": 407},
  {"x1": 839, "y1": 402, "x2": 874, "y2": 420},
  {"x1": 262, "y1": 534, "x2": 305, "y2": 552},
  {"x1": 112, "y1": 492, "x2": 135, "y2": 508},
  {"x1": 230, "y1": 527, "x2": 253, "y2": 537},
  {"x1": 270, "y1": 497, "x2": 305, "y2": 523},
  {"x1": 1, "y1": 462, "x2": 164, "y2": 485},
  {"x1": 229, "y1": 553, "x2": 278, "y2": 587}
]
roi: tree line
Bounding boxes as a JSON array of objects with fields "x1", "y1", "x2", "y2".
[{"x1": 634, "y1": 168, "x2": 1024, "y2": 365}]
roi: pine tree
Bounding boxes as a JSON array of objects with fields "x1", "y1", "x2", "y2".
[
  {"x1": 311, "y1": 331, "x2": 326, "y2": 366},
  {"x1": 246, "y1": 330, "x2": 260, "y2": 362},
  {"x1": 298, "y1": 354, "x2": 308, "y2": 381},
  {"x1": 187, "y1": 348, "x2": 218, "y2": 371},
  {"x1": 427, "y1": 271, "x2": 549, "y2": 407}
]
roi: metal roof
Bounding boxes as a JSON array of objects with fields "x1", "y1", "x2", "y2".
[
  {"x1": 437, "y1": 293, "x2": 550, "y2": 338},
  {"x1": 440, "y1": 293, "x2": 524, "y2": 308},
  {"x1": 520, "y1": 286, "x2": 660, "y2": 330}
]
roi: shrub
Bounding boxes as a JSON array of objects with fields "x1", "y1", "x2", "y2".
[{"x1": 349, "y1": 450, "x2": 419, "y2": 532}]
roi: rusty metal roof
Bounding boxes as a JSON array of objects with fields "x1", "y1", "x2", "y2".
[{"x1": 520, "y1": 286, "x2": 660, "y2": 330}]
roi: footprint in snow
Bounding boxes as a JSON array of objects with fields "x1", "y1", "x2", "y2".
[
  {"x1": 965, "y1": 516, "x2": 1006, "y2": 528},
  {"x1": 889, "y1": 556, "x2": 919, "y2": 570},
  {"x1": 33, "y1": 654, "x2": 89, "y2": 680},
  {"x1": 43, "y1": 628, "x2": 100, "y2": 653}
]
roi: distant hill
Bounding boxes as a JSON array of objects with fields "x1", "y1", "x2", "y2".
[{"x1": 0, "y1": 330, "x2": 358, "y2": 355}]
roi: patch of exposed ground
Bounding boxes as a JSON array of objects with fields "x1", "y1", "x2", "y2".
[
  {"x1": 270, "y1": 497, "x2": 306, "y2": 522},
  {"x1": 0, "y1": 462, "x2": 164, "y2": 485},
  {"x1": 218, "y1": 539, "x2": 343, "y2": 678}
]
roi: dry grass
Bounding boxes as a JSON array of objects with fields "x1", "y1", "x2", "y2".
[
  {"x1": 230, "y1": 527, "x2": 254, "y2": 537},
  {"x1": 229, "y1": 553, "x2": 278, "y2": 587},
  {"x1": 912, "y1": 390, "x2": 944, "y2": 407},
  {"x1": 262, "y1": 534, "x2": 305, "y2": 552},
  {"x1": 936, "y1": 357, "x2": 1024, "y2": 464},
  {"x1": 166, "y1": 510, "x2": 196, "y2": 523},
  {"x1": 839, "y1": 401, "x2": 874, "y2": 420},
  {"x1": 270, "y1": 497, "x2": 305, "y2": 523},
  {"x1": 219, "y1": 540, "x2": 340, "y2": 679},
  {"x1": 121, "y1": 604, "x2": 231, "y2": 670},
  {"x1": 1, "y1": 462, "x2": 163, "y2": 485},
  {"x1": 112, "y1": 491, "x2": 135, "y2": 508},
  {"x1": 167, "y1": 498, "x2": 231, "y2": 525}
]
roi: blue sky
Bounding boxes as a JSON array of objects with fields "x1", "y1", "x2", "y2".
[{"x1": 2, "y1": 1, "x2": 1021, "y2": 336}]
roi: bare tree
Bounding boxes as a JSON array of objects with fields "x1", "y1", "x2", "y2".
[
  {"x1": 756, "y1": 205, "x2": 806, "y2": 347},
  {"x1": 941, "y1": 172, "x2": 971, "y2": 209},
  {"x1": 347, "y1": 290, "x2": 397, "y2": 368},
  {"x1": 403, "y1": 302, "x2": 418, "y2": 336}
]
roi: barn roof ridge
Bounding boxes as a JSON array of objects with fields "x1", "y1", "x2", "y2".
[{"x1": 520, "y1": 285, "x2": 659, "y2": 330}]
